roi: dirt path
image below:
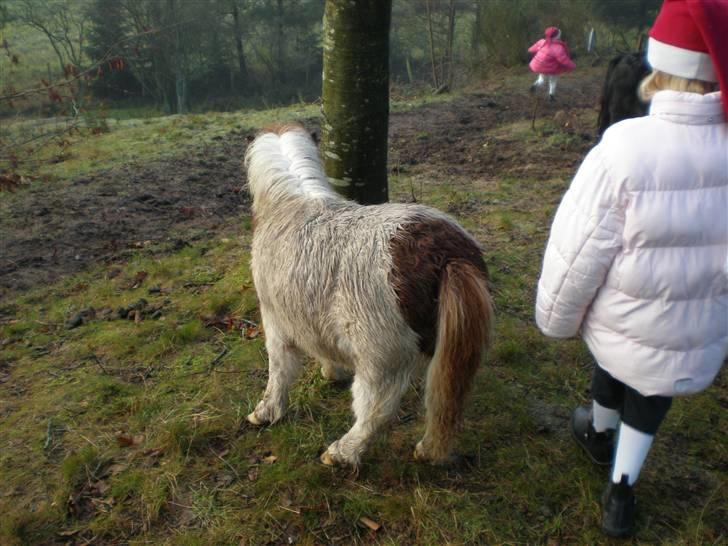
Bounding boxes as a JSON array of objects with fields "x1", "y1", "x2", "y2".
[
  {"x1": 0, "y1": 136, "x2": 250, "y2": 296},
  {"x1": 389, "y1": 69, "x2": 601, "y2": 180},
  {"x1": 0, "y1": 69, "x2": 604, "y2": 297}
]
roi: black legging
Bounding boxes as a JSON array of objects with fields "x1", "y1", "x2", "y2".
[{"x1": 591, "y1": 365, "x2": 673, "y2": 435}]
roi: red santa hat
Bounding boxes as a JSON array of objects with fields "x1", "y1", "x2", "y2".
[{"x1": 647, "y1": 0, "x2": 727, "y2": 102}]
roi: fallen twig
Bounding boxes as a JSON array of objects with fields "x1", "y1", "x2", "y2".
[
  {"x1": 531, "y1": 93, "x2": 541, "y2": 130},
  {"x1": 207, "y1": 346, "x2": 229, "y2": 374}
]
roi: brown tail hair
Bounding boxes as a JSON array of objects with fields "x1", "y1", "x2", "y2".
[{"x1": 421, "y1": 260, "x2": 494, "y2": 462}]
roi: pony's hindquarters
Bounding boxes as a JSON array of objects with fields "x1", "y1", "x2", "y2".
[
  {"x1": 415, "y1": 259, "x2": 494, "y2": 463},
  {"x1": 245, "y1": 124, "x2": 494, "y2": 468}
]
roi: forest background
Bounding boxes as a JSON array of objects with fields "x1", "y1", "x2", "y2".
[{"x1": 0, "y1": 0, "x2": 658, "y2": 117}]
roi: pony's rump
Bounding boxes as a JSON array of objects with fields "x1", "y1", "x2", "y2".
[
  {"x1": 389, "y1": 217, "x2": 489, "y2": 356},
  {"x1": 390, "y1": 218, "x2": 493, "y2": 462}
]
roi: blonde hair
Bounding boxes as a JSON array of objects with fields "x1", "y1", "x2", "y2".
[{"x1": 639, "y1": 70, "x2": 719, "y2": 101}]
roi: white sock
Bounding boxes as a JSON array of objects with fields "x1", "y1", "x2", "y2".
[
  {"x1": 592, "y1": 400, "x2": 620, "y2": 432},
  {"x1": 548, "y1": 76, "x2": 558, "y2": 95},
  {"x1": 611, "y1": 423, "x2": 654, "y2": 485}
]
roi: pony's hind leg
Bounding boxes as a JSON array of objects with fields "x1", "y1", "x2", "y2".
[
  {"x1": 247, "y1": 318, "x2": 303, "y2": 426},
  {"x1": 321, "y1": 367, "x2": 412, "y2": 468}
]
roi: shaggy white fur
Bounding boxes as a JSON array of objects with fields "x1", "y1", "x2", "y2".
[{"x1": 244, "y1": 124, "x2": 493, "y2": 468}]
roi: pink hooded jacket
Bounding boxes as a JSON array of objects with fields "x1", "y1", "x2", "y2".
[{"x1": 528, "y1": 27, "x2": 576, "y2": 75}]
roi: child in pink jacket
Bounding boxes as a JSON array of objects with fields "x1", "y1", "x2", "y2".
[{"x1": 528, "y1": 27, "x2": 576, "y2": 100}]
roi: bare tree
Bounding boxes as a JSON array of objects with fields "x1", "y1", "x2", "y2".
[
  {"x1": 425, "y1": 0, "x2": 439, "y2": 88},
  {"x1": 424, "y1": 0, "x2": 458, "y2": 92},
  {"x1": 111, "y1": 0, "x2": 195, "y2": 113},
  {"x1": 15, "y1": 0, "x2": 90, "y2": 100},
  {"x1": 230, "y1": 0, "x2": 249, "y2": 90},
  {"x1": 444, "y1": 0, "x2": 456, "y2": 91}
]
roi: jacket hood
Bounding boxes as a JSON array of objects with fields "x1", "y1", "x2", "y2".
[{"x1": 545, "y1": 26, "x2": 560, "y2": 40}]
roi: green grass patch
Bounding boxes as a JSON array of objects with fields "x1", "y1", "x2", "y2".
[{"x1": 1, "y1": 96, "x2": 725, "y2": 545}]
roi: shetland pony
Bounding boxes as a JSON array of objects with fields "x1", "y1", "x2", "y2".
[
  {"x1": 244, "y1": 124, "x2": 494, "y2": 467},
  {"x1": 596, "y1": 51, "x2": 649, "y2": 138}
]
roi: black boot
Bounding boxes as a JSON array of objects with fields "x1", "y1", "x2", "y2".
[
  {"x1": 601, "y1": 474, "x2": 636, "y2": 538},
  {"x1": 570, "y1": 405, "x2": 615, "y2": 466}
]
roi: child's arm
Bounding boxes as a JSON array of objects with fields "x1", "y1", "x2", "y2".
[
  {"x1": 536, "y1": 147, "x2": 624, "y2": 338},
  {"x1": 528, "y1": 39, "x2": 545, "y2": 53},
  {"x1": 555, "y1": 43, "x2": 576, "y2": 70}
]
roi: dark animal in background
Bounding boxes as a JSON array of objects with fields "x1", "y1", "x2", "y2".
[{"x1": 596, "y1": 52, "x2": 650, "y2": 138}]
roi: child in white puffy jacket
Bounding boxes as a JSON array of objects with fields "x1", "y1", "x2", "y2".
[{"x1": 535, "y1": 0, "x2": 727, "y2": 538}]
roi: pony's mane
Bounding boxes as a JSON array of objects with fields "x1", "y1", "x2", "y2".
[{"x1": 244, "y1": 124, "x2": 335, "y2": 205}]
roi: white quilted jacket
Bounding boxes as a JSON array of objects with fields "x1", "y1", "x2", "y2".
[{"x1": 536, "y1": 90, "x2": 728, "y2": 397}]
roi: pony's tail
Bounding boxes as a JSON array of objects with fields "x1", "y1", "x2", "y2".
[{"x1": 417, "y1": 260, "x2": 494, "y2": 463}]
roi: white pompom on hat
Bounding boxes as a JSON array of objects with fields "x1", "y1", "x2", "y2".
[{"x1": 647, "y1": 0, "x2": 727, "y2": 115}]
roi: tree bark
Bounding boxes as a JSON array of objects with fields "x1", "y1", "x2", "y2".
[
  {"x1": 168, "y1": 0, "x2": 188, "y2": 114},
  {"x1": 321, "y1": 0, "x2": 392, "y2": 205},
  {"x1": 275, "y1": 0, "x2": 285, "y2": 84},
  {"x1": 231, "y1": 0, "x2": 248, "y2": 89},
  {"x1": 425, "y1": 0, "x2": 439, "y2": 88},
  {"x1": 445, "y1": 0, "x2": 456, "y2": 90}
]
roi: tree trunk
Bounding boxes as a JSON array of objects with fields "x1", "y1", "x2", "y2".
[
  {"x1": 169, "y1": 0, "x2": 188, "y2": 114},
  {"x1": 637, "y1": 0, "x2": 649, "y2": 34},
  {"x1": 175, "y1": 71, "x2": 188, "y2": 114},
  {"x1": 275, "y1": 0, "x2": 285, "y2": 84},
  {"x1": 445, "y1": 0, "x2": 456, "y2": 90},
  {"x1": 425, "y1": 0, "x2": 439, "y2": 88},
  {"x1": 321, "y1": 0, "x2": 392, "y2": 205},
  {"x1": 231, "y1": 0, "x2": 248, "y2": 90},
  {"x1": 472, "y1": 1, "x2": 483, "y2": 55}
]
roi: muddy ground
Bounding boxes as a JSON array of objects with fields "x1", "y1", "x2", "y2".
[{"x1": 0, "y1": 69, "x2": 602, "y2": 297}]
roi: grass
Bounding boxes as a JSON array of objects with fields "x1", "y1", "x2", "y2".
[
  {"x1": 0, "y1": 104, "x2": 316, "y2": 183},
  {"x1": 1, "y1": 85, "x2": 726, "y2": 545},
  {"x1": 0, "y1": 91, "x2": 464, "y2": 187}
]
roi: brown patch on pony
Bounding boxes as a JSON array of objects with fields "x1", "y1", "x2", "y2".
[
  {"x1": 260, "y1": 122, "x2": 307, "y2": 136},
  {"x1": 389, "y1": 218, "x2": 488, "y2": 356}
]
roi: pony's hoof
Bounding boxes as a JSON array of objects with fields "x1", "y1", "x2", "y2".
[
  {"x1": 320, "y1": 449, "x2": 360, "y2": 477},
  {"x1": 320, "y1": 442, "x2": 359, "y2": 469},
  {"x1": 246, "y1": 411, "x2": 264, "y2": 426},
  {"x1": 413, "y1": 440, "x2": 427, "y2": 461},
  {"x1": 320, "y1": 450, "x2": 335, "y2": 466},
  {"x1": 413, "y1": 440, "x2": 452, "y2": 465}
]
